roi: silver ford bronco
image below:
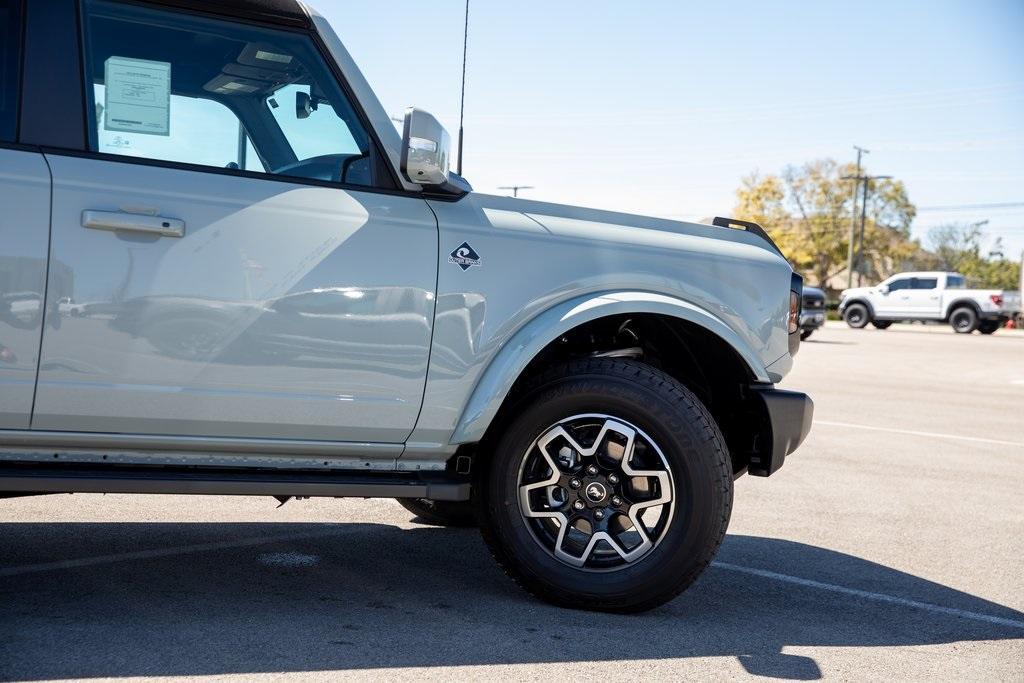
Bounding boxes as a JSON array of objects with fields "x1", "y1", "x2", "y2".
[{"x1": 0, "y1": 0, "x2": 812, "y2": 612}]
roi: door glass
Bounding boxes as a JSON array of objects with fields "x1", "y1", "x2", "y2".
[
  {"x1": 80, "y1": 0, "x2": 374, "y2": 186},
  {"x1": 912, "y1": 278, "x2": 937, "y2": 290},
  {"x1": 887, "y1": 279, "x2": 910, "y2": 291},
  {"x1": 0, "y1": 0, "x2": 22, "y2": 141}
]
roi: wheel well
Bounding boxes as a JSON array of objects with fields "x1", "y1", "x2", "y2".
[
  {"x1": 485, "y1": 313, "x2": 772, "y2": 477},
  {"x1": 843, "y1": 299, "x2": 873, "y2": 317},
  {"x1": 944, "y1": 299, "x2": 980, "y2": 321}
]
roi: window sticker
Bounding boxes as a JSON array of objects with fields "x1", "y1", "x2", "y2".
[{"x1": 103, "y1": 56, "x2": 171, "y2": 136}]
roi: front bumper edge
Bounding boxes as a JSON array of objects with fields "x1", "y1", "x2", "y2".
[{"x1": 748, "y1": 386, "x2": 814, "y2": 476}]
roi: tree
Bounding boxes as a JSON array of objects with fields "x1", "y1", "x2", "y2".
[
  {"x1": 734, "y1": 159, "x2": 917, "y2": 289},
  {"x1": 925, "y1": 223, "x2": 1021, "y2": 290}
]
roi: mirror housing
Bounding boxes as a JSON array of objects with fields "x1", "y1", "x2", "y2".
[
  {"x1": 296, "y1": 91, "x2": 316, "y2": 119},
  {"x1": 879, "y1": 284, "x2": 890, "y2": 295},
  {"x1": 400, "y1": 108, "x2": 467, "y2": 194}
]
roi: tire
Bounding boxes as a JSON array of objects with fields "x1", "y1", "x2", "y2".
[
  {"x1": 396, "y1": 498, "x2": 477, "y2": 527},
  {"x1": 871, "y1": 320, "x2": 892, "y2": 330},
  {"x1": 478, "y1": 358, "x2": 733, "y2": 613},
  {"x1": 978, "y1": 320, "x2": 1000, "y2": 335},
  {"x1": 950, "y1": 306, "x2": 979, "y2": 334},
  {"x1": 800, "y1": 329, "x2": 813, "y2": 341},
  {"x1": 843, "y1": 303, "x2": 870, "y2": 329}
]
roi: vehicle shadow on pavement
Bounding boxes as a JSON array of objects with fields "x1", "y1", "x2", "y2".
[{"x1": 0, "y1": 521, "x2": 1021, "y2": 681}]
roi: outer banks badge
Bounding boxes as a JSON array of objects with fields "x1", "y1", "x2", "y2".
[{"x1": 448, "y1": 242, "x2": 481, "y2": 271}]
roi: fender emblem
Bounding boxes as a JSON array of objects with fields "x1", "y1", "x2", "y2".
[{"x1": 448, "y1": 242, "x2": 481, "y2": 271}]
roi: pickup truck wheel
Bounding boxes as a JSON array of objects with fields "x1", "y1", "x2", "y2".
[
  {"x1": 950, "y1": 307, "x2": 979, "y2": 333},
  {"x1": 843, "y1": 303, "x2": 870, "y2": 329},
  {"x1": 871, "y1": 320, "x2": 892, "y2": 329},
  {"x1": 800, "y1": 329, "x2": 813, "y2": 340},
  {"x1": 396, "y1": 498, "x2": 477, "y2": 527},
  {"x1": 479, "y1": 359, "x2": 732, "y2": 613},
  {"x1": 978, "y1": 321, "x2": 1000, "y2": 335}
]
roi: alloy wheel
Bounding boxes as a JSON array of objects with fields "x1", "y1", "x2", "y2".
[{"x1": 517, "y1": 414, "x2": 675, "y2": 572}]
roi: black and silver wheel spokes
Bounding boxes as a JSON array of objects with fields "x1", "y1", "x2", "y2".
[{"x1": 518, "y1": 415, "x2": 674, "y2": 571}]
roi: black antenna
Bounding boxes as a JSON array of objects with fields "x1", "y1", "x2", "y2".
[{"x1": 456, "y1": 0, "x2": 469, "y2": 176}]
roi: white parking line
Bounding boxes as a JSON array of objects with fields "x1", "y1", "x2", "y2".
[
  {"x1": 714, "y1": 561, "x2": 1024, "y2": 630},
  {"x1": 815, "y1": 420, "x2": 1024, "y2": 448}
]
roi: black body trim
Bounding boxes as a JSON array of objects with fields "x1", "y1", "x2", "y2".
[
  {"x1": 0, "y1": 462, "x2": 471, "y2": 500},
  {"x1": 747, "y1": 386, "x2": 813, "y2": 477},
  {"x1": 19, "y1": 0, "x2": 87, "y2": 149},
  {"x1": 712, "y1": 216, "x2": 785, "y2": 257},
  {"x1": 126, "y1": 0, "x2": 308, "y2": 28}
]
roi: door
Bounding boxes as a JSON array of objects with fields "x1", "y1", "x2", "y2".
[
  {"x1": 32, "y1": 0, "x2": 437, "y2": 443},
  {"x1": 874, "y1": 277, "x2": 911, "y2": 317},
  {"x1": 904, "y1": 276, "x2": 941, "y2": 317}
]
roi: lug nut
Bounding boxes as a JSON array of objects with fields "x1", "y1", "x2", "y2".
[
  {"x1": 569, "y1": 478, "x2": 581, "y2": 489},
  {"x1": 573, "y1": 500, "x2": 585, "y2": 511},
  {"x1": 586, "y1": 464, "x2": 599, "y2": 475},
  {"x1": 608, "y1": 473, "x2": 619, "y2": 484},
  {"x1": 594, "y1": 509, "x2": 604, "y2": 520},
  {"x1": 611, "y1": 496, "x2": 622, "y2": 506}
]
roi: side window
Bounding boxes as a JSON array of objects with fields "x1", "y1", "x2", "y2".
[
  {"x1": 80, "y1": 0, "x2": 374, "y2": 186},
  {"x1": 946, "y1": 275, "x2": 965, "y2": 289},
  {"x1": 0, "y1": 0, "x2": 22, "y2": 142},
  {"x1": 912, "y1": 278, "x2": 937, "y2": 290},
  {"x1": 887, "y1": 279, "x2": 910, "y2": 291}
]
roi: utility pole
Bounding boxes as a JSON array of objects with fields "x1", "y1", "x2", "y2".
[
  {"x1": 498, "y1": 185, "x2": 534, "y2": 198},
  {"x1": 842, "y1": 173, "x2": 892, "y2": 286},
  {"x1": 456, "y1": 0, "x2": 469, "y2": 176},
  {"x1": 844, "y1": 146, "x2": 868, "y2": 290}
]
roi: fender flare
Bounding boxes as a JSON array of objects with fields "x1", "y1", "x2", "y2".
[
  {"x1": 943, "y1": 298, "x2": 981, "y2": 321},
  {"x1": 450, "y1": 291, "x2": 772, "y2": 444},
  {"x1": 841, "y1": 298, "x2": 875, "y2": 318}
]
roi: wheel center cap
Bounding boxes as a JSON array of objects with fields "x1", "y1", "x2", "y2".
[{"x1": 584, "y1": 481, "x2": 608, "y2": 504}]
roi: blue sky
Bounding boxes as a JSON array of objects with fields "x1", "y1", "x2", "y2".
[{"x1": 317, "y1": 0, "x2": 1024, "y2": 259}]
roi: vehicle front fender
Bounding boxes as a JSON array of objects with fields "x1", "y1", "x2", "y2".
[{"x1": 451, "y1": 290, "x2": 772, "y2": 444}]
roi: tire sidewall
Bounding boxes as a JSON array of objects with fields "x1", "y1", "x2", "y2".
[
  {"x1": 483, "y1": 371, "x2": 728, "y2": 606},
  {"x1": 951, "y1": 307, "x2": 978, "y2": 333},
  {"x1": 844, "y1": 303, "x2": 869, "y2": 328}
]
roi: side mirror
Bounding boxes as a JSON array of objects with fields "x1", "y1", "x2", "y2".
[
  {"x1": 400, "y1": 108, "x2": 451, "y2": 186},
  {"x1": 879, "y1": 285, "x2": 889, "y2": 295}
]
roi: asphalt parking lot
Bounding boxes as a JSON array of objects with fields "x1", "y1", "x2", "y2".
[{"x1": 1, "y1": 321, "x2": 1022, "y2": 681}]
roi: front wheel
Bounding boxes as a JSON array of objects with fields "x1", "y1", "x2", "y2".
[
  {"x1": 872, "y1": 320, "x2": 892, "y2": 330},
  {"x1": 800, "y1": 329, "x2": 813, "y2": 341},
  {"x1": 478, "y1": 359, "x2": 733, "y2": 613},
  {"x1": 843, "y1": 303, "x2": 870, "y2": 329}
]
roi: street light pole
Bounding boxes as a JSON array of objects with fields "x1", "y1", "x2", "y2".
[{"x1": 845, "y1": 146, "x2": 868, "y2": 290}]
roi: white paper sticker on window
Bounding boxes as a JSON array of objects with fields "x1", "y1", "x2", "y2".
[{"x1": 103, "y1": 56, "x2": 171, "y2": 136}]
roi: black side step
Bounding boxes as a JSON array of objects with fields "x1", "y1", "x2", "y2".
[{"x1": 0, "y1": 463, "x2": 471, "y2": 501}]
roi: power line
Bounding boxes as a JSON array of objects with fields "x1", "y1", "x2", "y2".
[{"x1": 917, "y1": 201, "x2": 1024, "y2": 211}]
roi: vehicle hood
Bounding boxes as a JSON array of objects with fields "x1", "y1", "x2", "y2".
[
  {"x1": 839, "y1": 286, "x2": 876, "y2": 300},
  {"x1": 464, "y1": 193, "x2": 789, "y2": 263}
]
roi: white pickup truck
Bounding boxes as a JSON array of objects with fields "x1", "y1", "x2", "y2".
[{"x1": 839, "y1": 271, "x2": 1022, "y2": 334}]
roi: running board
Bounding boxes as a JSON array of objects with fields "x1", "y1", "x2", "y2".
[{"x1": 0, "y1": 463, "x2": 471, "y2": 501}]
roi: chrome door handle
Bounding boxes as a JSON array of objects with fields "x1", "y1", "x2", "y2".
[{"x1": 81, "y1": 210, "x2": 185, "y2": 238}]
